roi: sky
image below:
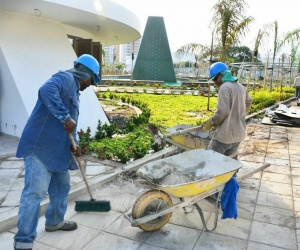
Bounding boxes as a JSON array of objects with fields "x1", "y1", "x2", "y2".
[{"x1": 112, "y1": 0, "x2": 299, "y2": 61}]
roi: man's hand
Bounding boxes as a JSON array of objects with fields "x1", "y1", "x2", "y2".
[
  {"x1": 64, "y1": 119, "x2": 76, "y2": 133},
  {"x1": 202, "y1": 119, "x2": 213, "y2": 131},
  {"x1": 70, "y1": 145, "x2": 81, "y2": 157}
]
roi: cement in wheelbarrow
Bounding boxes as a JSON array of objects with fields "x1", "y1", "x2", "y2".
[{"x1": 137, "y1": 149, "x2": 242, "y2": 197}]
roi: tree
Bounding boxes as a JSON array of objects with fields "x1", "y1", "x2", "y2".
[
  {"x1": 226, "y1": 46, "x2": 253, "y2": 62},
  {"x1": 211, "y1": 0, "x2": 254, "y2": 62},
  {"x1": 247, "y1": 24, "x2": 271, "y2": 89}
]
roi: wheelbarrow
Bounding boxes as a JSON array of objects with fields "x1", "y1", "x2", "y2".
[{"x1": 124, "y1": 148, "x2": 270, "y2": 232}]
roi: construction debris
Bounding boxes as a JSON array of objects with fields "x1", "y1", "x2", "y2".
[{"x1": 262, "y1": 104, "x2": 300, "y2": 127}]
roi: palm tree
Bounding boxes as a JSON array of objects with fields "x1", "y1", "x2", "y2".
[
  {"x1": 211, "y1": 0, "x2": 254, "y2": 62},
  {"x1": 247, "y1": 24, "x2": 271, "y2": 89}
]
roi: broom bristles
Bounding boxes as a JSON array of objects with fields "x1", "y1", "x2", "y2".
[{"x1": 75, "y1": 200, "x2": 111, "y2": 212}]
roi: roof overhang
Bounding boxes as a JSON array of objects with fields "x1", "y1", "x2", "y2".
[{"x1": 0, "y1": 0, "x2": 142, "y2": 46}]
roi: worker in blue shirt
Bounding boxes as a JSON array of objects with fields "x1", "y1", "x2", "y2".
[{"x1": 14, "y1": 54, "x2": 100, "y2": 250}]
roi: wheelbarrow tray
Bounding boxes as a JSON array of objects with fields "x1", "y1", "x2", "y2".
[
  {"x1": 137, "y1": 149, "x2": 242, "y2": 197},
  {"x1": 166, "y1": 124, "x2": 211, "y2": 150}
]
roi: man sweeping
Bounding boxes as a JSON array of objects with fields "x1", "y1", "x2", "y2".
[{"x1": 14, "y1": 54, "x2": 100, "y2": 250}]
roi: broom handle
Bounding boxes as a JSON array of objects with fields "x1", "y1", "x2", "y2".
[{"x1": 69, "y1": 133, "x2": 95, "y2": 201}]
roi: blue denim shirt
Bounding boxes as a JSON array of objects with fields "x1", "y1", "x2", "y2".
[{"x1": 16, "y1": 71, "x2": 80, "y2": 173}]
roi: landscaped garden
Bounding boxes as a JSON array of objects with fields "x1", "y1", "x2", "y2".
[{"x1": 77, "y1": 87, "x2": 295, "y2": 163}]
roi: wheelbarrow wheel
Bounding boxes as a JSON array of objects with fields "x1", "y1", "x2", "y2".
[{"x1": 132, "y1": 190, "x2": 173, "y2": 232}]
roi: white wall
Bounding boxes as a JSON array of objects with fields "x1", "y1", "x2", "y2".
[{"x1": 0, "y1": 11, "x2": 108, "y2": 138}]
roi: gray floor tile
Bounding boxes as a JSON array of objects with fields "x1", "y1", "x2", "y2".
[
  {"x1": 38, "y1": 225, "x2": 102, "y2": 250},
  {"x1": 146, "y1": 223, "x2": 201, "y2": 250},
  {"x1": 82, "y1": 231, "x2": 141, "y2": 250},
  {"x1": 257, "y1": 192, "x2": 293, "y2": 210},
  {"x1": 237, "y1": 189, "x2": 258, "y2": 204},
  {"x1": 238, "y1": 202, "x2": 255, "y2": 220},
  {"x1": 1, "y1": 190, "x2": 22, "y2": 206},
  {"x1": 71, "y1": 210, "x2": 121, "y2": 231},
  {"x1": 194, "y1": 232, "x2": 247, "y2": 250},
  {"x1": 253, "y1": 205, "x2": 294, "y2": 228},
  {"x1": 261, "y1": 172, "x2": 291, "y2": 184},
  {"x1": 105, "y1": 215, "x2": 151, "y2": 242},
  {"x1": 247, "y1": 241, "x2": 291, "y2": 250},
  {"x1": 264, "y1": 157, "x2": 290, "y2": 167},
  {"x1": 138, "y1": 244, "x2": 167, "y2": 250},
  {"x1": 239, "y1": 178, "x2": 260, "y2": 191},
  {"x1": 206, "y1": 214, "x2": 251, "y2": 240},
  {"x1": 0, "y1": 232, "x2": 14, "y2": 250},
  {"x1": 260, "y1": 180, "x2": 292, "y2": 196},
  {"x1": 265, "y1": 164, "x2": 291, "y2": 175},
  {"x1": 250, "y1": 221, "x2": 297, "y2": 249},
  {"x1": 0, "y1": 161, "x2": 24, "y2": 169}
]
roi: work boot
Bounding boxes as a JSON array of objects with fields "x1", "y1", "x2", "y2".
[{"x1": 45, "y1": 221, "x2": 78, "y2": 232}]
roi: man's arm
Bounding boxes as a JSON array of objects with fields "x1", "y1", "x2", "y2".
[
  {"x1": 210, "y1": 87, "x2": 231, "y2": 126},
  {"x1": 38, "y1": 75, "x2": 76, "y2": 132},
  {"x1": 245, "y1": 91, "x2": 253, "y2": 113}
]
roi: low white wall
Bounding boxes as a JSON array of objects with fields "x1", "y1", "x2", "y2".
[{"x1": 0, "y1": 11, "x2": 109, "y2": 138}]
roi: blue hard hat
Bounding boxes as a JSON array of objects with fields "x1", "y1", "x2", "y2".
[
  {"x1": 208, "y1": 62, "x2": 228, "y2": 82},
  {"x1": 74, "y1": 54, "x2": 101, "y2": 83}
]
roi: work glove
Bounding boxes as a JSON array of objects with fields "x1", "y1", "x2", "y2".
[{"x1": 202, "y1": 119, "x2": 213, "y2": 131}]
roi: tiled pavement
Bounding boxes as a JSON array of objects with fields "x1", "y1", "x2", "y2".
[{"x1": 1, "y1": 108, "x2": 300, "y2": 249}]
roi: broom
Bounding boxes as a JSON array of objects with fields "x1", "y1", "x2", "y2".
[{"x1": 69, "y1": 133, "x2": 111, "y2": 212}]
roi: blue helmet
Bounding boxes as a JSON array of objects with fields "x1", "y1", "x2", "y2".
[
  {"x1": 208, "y1": 62, "x2": 228, "y2": 82},
  {"x1": 74, "y1": 54, "x2": 101, "y2": 83}
]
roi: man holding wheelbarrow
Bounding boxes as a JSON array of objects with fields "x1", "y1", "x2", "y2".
[
  {"x1": 202, "y1": 62, "x2": 253, "y2": 160},
  {"x1": 14, "y1": 54, "x2": 100, "y2": 250}
]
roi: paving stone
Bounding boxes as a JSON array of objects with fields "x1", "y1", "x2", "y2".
[
  {"x1": 266, "y1": 151, "x2": 289, "y2": 160},
  {"x1": 250, "y1": 221, "x2": 297, "y2": 249},
  {"x1": 293, "y1": 176, "x2": 300, "y2": 186},
  {"x1": 294, "y1": 197, "x2": 300, "y2": 212},
  {"x1": 38, "y1": 225, "x2": 102, "y2": 250},
  {"x1": 239, "y1": 154, "x2": 265, "y2": 163},
  {"x1": 291, "y1": 161, "x2": 300, "y2": 168},
  {"x1": 85, "y1": 165, "x2": 109, "y2": 176},
  {"x1": 254, "y1": 205, "x2": 294, "y2": 228},
  {"x1": 270, "y1": 133, "x2": 288, "y2": 140},
  {"x1": 257, "y1": 192, "x2": 293, "y2": 211},
  {"x1": 237, "y1": 189, "x2": 258, "y2": 204},
  {"x1": 247, "y1": 241, "x2": 292, "y2": 250},
  {"x1": 264, "y1": 164, "x2": 291, "y2": 175},
  {"x1": 105, "y1": 215, "x2": 151, "y2": 242},
  {"x1": 168, "y1": 207, "x2": 211, "y2": 230},
  {"x1": 290, "y1": 154, "x2": 300, "y2": 162},
  {"x1": 194, "y1": 231, "x2": 247, "y2": 250},
  {"x1": 1, "y1": 190, "x2": 21, "y2": 207},
  {"x1": 71, "y1": 210, "x2": 121, "y2": 231},
  {"x1": 268, "y1": 140, "x2": 288, "y2": 149},
  {"x1": 237, "y1": 202, "x2": 255, "y2": 220},
  {"x1": 238, "y1": 178, "x2": 260, "y2": 191},
  {"x1": 0, "y1": 161, "x2": 24, "y2": 169},
  {"x1": 0, "y1": 231, "x2": 16, "y2": 250},
  {"x1": 264, "y1": 157, "x2": 290, "y2": 167},
  {"x1": 262, "y1": 172, "x2": 291, "y2": 184},
  {"x1": 206, "y1": 214, "x2": 251, "y2": 240},
  {"x1": 260, "y1": 180, "x2": 292, "y2": 196},
  {"x1": 293, "y1": 186, "x2": 300, "y2": 198},
  {"x1": 292, "y1": 168, "x2": 300, "y2": 176},
  {"x1": 138, "y1": 244, "x2": 166, "y2": 250},
  {"x1": 0, "y1": 169, "x2": 23, "y2": 191},
  {"x1": 82, "y1": 231, "x2": 140, "y2": 250},
  {"x1": 145, "y1": 223, "x2": 201, "y2": 250}
]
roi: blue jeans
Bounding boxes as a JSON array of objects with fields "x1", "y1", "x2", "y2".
[
  {"x1": 208, "y1": 139, "x2": 240, "y2": 160},
  {"x1": 14, "y1": 154, "x2": 70, "y2": 249},
  {"x1": 296, "y1": 86, "x2": 300, "y2": 99}
]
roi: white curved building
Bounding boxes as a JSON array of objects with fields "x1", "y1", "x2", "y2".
[{"x1": 0, "y1": 0, "x2": 141, "y2": 138}]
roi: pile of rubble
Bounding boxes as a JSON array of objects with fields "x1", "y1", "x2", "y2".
[{"x1": 262, "y1": 103, "x2": 300, "y2": 127}]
